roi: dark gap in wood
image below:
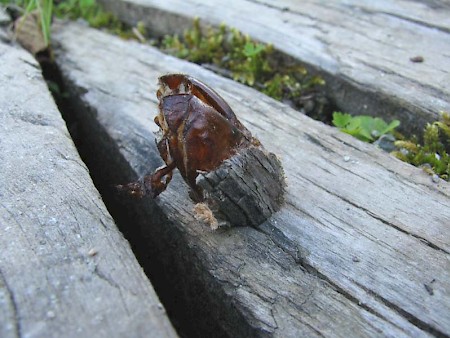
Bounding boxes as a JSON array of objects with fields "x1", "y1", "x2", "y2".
[
  {"x1": 297, "y1": 172, "x2": 450, "y2": 255},
  {"x1": 303, "y1": 133, "x2": 335, "y2": 153},
  {"x1": 350, "y1": 279, "x2": 449, "y2": 338},
  {"x1": 363, "y1": 210, "x2": 450, "y2": 256},
  {"x1": 0, "y1": 268, "x2": 21, "y2": 338}
]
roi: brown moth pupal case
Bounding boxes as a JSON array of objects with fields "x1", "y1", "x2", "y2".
[{"x1": 118, "y1": 74, "x2": 284, "y2": 227}]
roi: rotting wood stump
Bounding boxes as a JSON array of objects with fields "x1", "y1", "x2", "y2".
[
  {"x1": 196, "y1": 147, "x2": 285, "y2": 228},
  {"x1": 52, "y1": 21, "x2": 450, "y2": 338}
]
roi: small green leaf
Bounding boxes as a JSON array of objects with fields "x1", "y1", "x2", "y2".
[
  {"x1": 332, "y1": 112, "x2": 400, "y2": 143},
  {"x1": 380, "y1": 119, "x2": 400, "y2": 135},
  {"x1": 243, "y1": 42, "x2": 264, "y2": 57},
  {"x1": 332, "y1": 112, "x2": 352, "y2": 128}
]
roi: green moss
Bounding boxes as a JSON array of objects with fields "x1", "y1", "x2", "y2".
[
  {"x1": 331, "y1": 111, "x2": 449, "y2": 181},
  {"x1": 53, "y1": 0, "x2": 131, "y2": 36},
  {"x1": 392, "y1": 112, "x2": 450, "y2": 180},
  {"x1": 162, "y1": 18, "x2": 325, "y2": 110}
]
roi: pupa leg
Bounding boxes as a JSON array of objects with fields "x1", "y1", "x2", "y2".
[
  {"x1": 117, "y1": 161, "x2": 176, "y2": 198},
  {"x1": 147, "y1": 162, "x2": 176, "y2": 197}
]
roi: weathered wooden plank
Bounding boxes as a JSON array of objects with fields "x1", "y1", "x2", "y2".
[
  {"x1": 98, "y1": 0, "x2": 450, "y2": 135},
  {"x1": 52, "y1": 21, "x2": 450, "y2": 337},
  {"x1": 0, "y1": 29, "x2": 177, "y2": 338}
]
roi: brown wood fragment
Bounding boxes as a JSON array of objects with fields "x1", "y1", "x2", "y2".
[
  {"x1": 14, "y1": 10, "x2": 47, "y2": 54},
  {"x1": 196, "y1": 146, "x2": 285, "y2": 227}
]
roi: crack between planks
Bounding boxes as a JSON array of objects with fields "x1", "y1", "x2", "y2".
[
  {"x1": 304, "y1": 133, "x2": 335, "y2": 154},
  {"x1": 93, "y1": 265, "x2": 131, "y2": 317},
  {"x1": 363, "y1": 207, "x2": 449, "y2": 255},
  {"x1": 330, "y1": 134, "x2": 363, "y2": 152},
  {"x1": 301, "y1": 174, "x2": 450, "y2": 255},
  {"x1": 378, "y1": 10, "x2": 450, "y2": 34},
  {"x1": 93, "y1": 265, "x2": 121, "y2": 290},
  {"x1": 330, "y1": 134, "x2": 450, "y2": 201},
  {"x1": 18, "y1": 57, "x2": 40, "y2": 70},
  {"x1": 350, "y1": 278, "x2": 449, "y2": 338},
  {"x1": 0, "y1": 267, "x2": 21, "y2": 338}
]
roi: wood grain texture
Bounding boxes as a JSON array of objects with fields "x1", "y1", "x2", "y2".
[
  {"x1": 197, "y1": 146, "x2": 286, "y2": 228},
  {"x1": 0, "y1": 36, "x2": 177, "y2": 337},
  {"x1": 52, "y1": 22, "x2": 450, "y2": 337},
  {"x1": 98, "y1": 0, "x2": 450, "y2": 135}
]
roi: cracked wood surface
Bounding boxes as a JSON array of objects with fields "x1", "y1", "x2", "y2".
[
  {"x1": 52, "y1": 22, "x2": 450, "y2": 337},
  {"x1": 99, "y1": 0, "x2": 450, "y2": 135},
  {"x1": 0, "y1": 34, "x2": 177, "y2": 337},
  {"x1": 197, "y1": 147, "x2": 286, "y2": 228}
]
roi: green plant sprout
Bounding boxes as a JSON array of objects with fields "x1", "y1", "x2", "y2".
[
  {"x1": 393, "y1": 112, "x2": 450, "y2": 180},
  {"x1": 332, "y1": 112, "x2": 400, "y2": 142},
  {"x1": 1, "y1": 0, "x2": 138, "y2": 46},
  {"x1": 2, "y1": 0, "x2": 53, "y2": 46}
]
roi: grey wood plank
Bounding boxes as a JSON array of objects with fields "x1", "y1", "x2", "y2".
[
  {"x1": 98, "y1": 0, "x2": 450, "y2": 135},
  {"x1": 52, "y1": 21, "x2": 450, "y2": 337},
  {"x1": 0, "y1": 34, "x2": 177, "y2": 338}
]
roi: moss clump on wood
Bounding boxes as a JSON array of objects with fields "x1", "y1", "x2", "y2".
[
  {"x1": 162, "y1": 18, "x2": 326, "y2": 115},
  {"x1": 332, "y1": 110, "x2": 450, "y2": 181},
  {"x1": 53, "y1": 0, "x2": 144, "y2": 39},
  {"x1": 393, "y1": 112, "x2": 450, "y2": 181},
  {"x1": 54, "y1": 0, "x2": 119, "y2": 28}
]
